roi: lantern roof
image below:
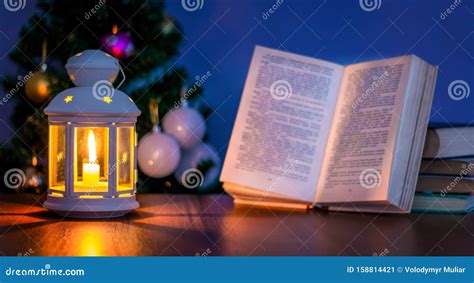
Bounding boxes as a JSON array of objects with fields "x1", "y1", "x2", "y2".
[
  {"x1": 44, "y1": 87, "x2": 141, "y2": 117},
  {"x1": 67, "y1": 49, "x2": 119, "y2": 69},
  {"x1": 44, "y1": 49, "x2": 141, "y2": 118}
]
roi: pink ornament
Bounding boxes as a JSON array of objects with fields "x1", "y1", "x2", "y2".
[{"x1": 101, "y1": 30, "x2": 135, "y2": 59}]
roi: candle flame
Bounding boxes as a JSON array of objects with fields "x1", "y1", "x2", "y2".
[{"x1": 88, "y1": 130, "x2": 97, "y2": 163}]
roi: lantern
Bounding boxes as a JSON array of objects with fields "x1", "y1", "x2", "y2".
[{"x1": 43, "y1": 50, "x2": 141, "y2": 218}]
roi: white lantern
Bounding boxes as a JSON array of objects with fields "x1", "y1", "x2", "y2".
[{"x1": 43, "y1": 50, "x2": 141, "y2": 218}]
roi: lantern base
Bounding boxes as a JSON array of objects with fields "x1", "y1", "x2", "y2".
[{"x1": 43, "y1": 194, "x2": 139, "y2": 218}]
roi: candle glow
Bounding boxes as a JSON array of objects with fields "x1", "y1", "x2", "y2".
[
  {"x1": 88, "y1": 130, "x2": 97, "y2": 163},
  {"x1": 83, "y1": 130, "x2": 100, "y2": 186}
]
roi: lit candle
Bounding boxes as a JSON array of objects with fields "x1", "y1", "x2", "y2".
[{"x1": 83, "y1": 130, "x2": 100, "y2": 186}]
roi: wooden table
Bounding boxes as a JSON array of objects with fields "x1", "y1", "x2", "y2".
[{"x1": 0, "y1": 193, "x2": 472, "y2": 256}]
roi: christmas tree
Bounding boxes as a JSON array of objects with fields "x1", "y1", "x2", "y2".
[{"x1": 0, "y1": 0, "x2": 214, "y2": 193}]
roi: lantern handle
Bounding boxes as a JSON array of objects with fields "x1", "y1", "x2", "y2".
[{"x1": 115, "y1": 62, "x2": 126, "y2": 90}]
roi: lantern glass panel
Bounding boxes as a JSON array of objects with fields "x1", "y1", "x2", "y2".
[
  {"x1": 49, "y1": 125, "x2": 66, "y2": 191},
  {"x1": 74, "y1": 127, "x2": 109, "y2": 193},
  {"x1": 117, "y1": 127, "x2": 134, "y2": 191}
]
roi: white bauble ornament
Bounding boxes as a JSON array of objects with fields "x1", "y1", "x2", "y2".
[
  {"x1": 137, "y1": 126, "x2": 181, "y2": 178},
  {"x1": 174, "y1": 142, "x2": 221, "y2": 191},
  {"x1": 162, "y1": 106, "x2": 206, "y2": 149}
]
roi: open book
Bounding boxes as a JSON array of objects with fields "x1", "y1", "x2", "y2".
[{"x1": 220, "y1": 46, "x2": 438, "y2": 213}]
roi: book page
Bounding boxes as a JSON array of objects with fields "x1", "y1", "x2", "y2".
[
  {"x1": 220, "y1": 46, "x2": 344, "y2": 202},
  {"x1": 316, "y1": 56, "x2": 413, "y2": 203}
]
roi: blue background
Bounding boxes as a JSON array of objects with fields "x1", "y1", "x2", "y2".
[{"x1": 1, "y1": 0, "x2": 473, "y2": 158}]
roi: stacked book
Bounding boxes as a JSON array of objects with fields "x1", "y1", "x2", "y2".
[{"x1": 414, "y1": 126, "x2": 474, "y2": 213}]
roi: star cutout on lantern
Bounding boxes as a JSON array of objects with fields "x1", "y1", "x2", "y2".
[
  {"x1": 103, "y1": 97, "x2": 113, "y2": 104},
  {"x1": 64, "y1": 96, "x2": 73, "y2": 103}
]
